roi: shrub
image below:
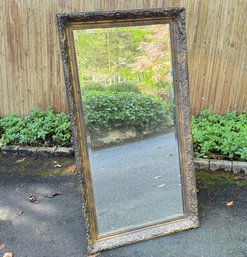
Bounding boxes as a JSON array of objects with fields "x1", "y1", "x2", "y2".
[
  {"x1": 1, "y1": 105, "x2": 246, "y2": 162},
  {"x1": 192, "y1": 109, "x2": 247, "y2": 161},
  {"x1": 83, "y1": 82, "x2": 141, "y2": 93},
  {"x1": 83, "y1": 91, "x2": 172, "y2": 133},
  {"x1": 82, "y1": 82, "x2": 106, "y2": 91},
  {"x1": 0, "y1": 107, "x2": 71, "y2": 147},
  {"x1": 107, "y1": 82, "x2": 141, "y2": 93}
]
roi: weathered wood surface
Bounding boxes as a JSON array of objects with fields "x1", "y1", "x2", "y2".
[{"x1": 0, "y1": 0, "x2": 246, "y2": 116}]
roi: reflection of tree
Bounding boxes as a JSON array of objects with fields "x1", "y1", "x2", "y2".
[
  {"x1": 74, "y1": 27, "x2": 146, "y2": 84},
  {"x1": 129, "y1": 25, "x2": 172, "y2": 86},
  {"x1": 73, "y1": 25, "x2": 172, "y2": 89}
]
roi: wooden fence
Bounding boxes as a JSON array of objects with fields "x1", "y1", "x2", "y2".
[{"x1": 0, "y1": 0, "x2": 247, "y2": 117}]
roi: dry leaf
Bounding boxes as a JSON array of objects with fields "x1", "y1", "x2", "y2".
[
  {"x1": 0, "y1": 242, "x2": 5, "y2": 251},
  {"x1": 3, "y1": 252, "x2": 14, "y2": 257},
  {"x1": 158, "y1": 184, "x2": 165, "y2": 188},
  {"x1": 67, "y1": 165, "x2": 76, "y2": 173},
  {"x1": 234, "y1": 174, "x2": 247, "y2": 180},
  {"x1": 154, "y1": 175, "x2": 161, "y2": 179},
  {"x1": 226, "y1": 201, "x2": 234, "y2": 207},
  {"x1": 88, "y1": 253, "x2": 100, "y2": 257},
  {"x1": 28, "y1": 194, "x2": 36, "y2": 203},
  {"x1": 54, "y1": 164, "x2": 62, "y2": 168},
  {"x1": 16, "y1": 158, "x2": 26, "y2": 163}
]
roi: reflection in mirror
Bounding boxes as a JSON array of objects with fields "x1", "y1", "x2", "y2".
[{"x1": 73, "y1": 24, "x2": 184, "y2": 235}]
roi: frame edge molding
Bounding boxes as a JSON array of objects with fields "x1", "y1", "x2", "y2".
[{"x1": 56, "y1": 7, "x2": 199, "y2": 254}]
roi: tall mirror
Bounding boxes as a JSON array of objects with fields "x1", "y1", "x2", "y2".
[{"x1": 57, "y1": 8, "x2": 199, "y2": 254}]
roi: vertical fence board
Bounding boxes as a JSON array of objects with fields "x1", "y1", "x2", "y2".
[{"x1": 0, "y1": 1, "x2": 8, "y2": 115}]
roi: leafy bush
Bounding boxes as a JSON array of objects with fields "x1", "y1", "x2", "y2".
[
  {"x1": 82, "y1": 82, "x2": 106, "y2": 91},
  {"x1": 0, "y1": 107, "x2": 71, "y2": 147},
  {"x1": 83, "y1": 82, "x2": 141, "y2": 93},
  {"x1": 107, "y1": 82, "x2": 141, "y2": 93},
  {"x1": 192, "y1": 109, "x2": 247, "y2": 161},
  {"x1": 84, "y1": 91, "x2": 172, "y2": 133}
]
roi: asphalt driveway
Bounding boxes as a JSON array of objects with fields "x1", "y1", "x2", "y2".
[{"x1": 0, "y1": 155, "x2": 246, "y2": 257}]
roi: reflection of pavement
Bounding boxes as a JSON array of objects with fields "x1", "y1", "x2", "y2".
[{"x1": 89, "y1": 132, "x2": 184, "y2": 235}]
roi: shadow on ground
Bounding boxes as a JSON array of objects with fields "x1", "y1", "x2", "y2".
[{"x1": 0, "y1": 156, "x2": 246, "y2": 257}]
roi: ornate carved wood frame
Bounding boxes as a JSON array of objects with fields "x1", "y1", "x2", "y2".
[{"x1": 56, "y1": 8, "x2": 199, "y2": 254}]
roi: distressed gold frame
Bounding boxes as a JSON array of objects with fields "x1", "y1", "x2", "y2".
[{"x1": 56, "y1": 8, "x2": 199, "y2": 254}]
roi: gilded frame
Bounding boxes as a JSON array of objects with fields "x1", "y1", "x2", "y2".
[{"x1": 56, "y1": 8, "x2": 199, "y2": 254}]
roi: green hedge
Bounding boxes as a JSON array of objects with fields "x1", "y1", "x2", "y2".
[
  {"x1": 84, "y1": 91, "x2": 172, "y2": 133},
  {"x1": 192, "y1": 109, "x2": 247, "y2": 161},
  {"x1": 82, "y1": 82, "x2": 141, "y2": 94}
]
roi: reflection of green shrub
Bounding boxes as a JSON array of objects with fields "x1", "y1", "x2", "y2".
[
  {"x1": 82, "y1": 82, "x2": 105, "y2": 91},
  {"x1": 0, "y1": 107, "x2": 71, "y2": 147},
  {"x1": 192, "y1": 109, "x2": 247, "y2": 161},
  {"x1": 84, "y1": 91, "x2": 172, "y2": 133},
  {"x1": 107, "y1": 82, "x2": 140, "y2": 93},
  {"x1": 83, "y1": 82, "x2": 141, "y2": 93}
]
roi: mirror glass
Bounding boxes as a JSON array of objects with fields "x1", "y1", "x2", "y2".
[{"x1": 73, "y1": 24, "x2": 184, "y2": 236}]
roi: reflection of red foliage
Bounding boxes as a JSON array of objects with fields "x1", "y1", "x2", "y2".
[{"x1": 130, "y1": 25, "x2": 172, "y2": 83}]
